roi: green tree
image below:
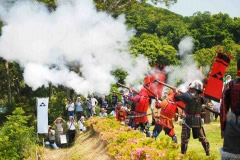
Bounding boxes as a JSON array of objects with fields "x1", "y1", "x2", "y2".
[
  {"x1": 193, "y1": 47, "x2": 216, "y2": 67},
  {"x1": 0, "y1": 108, "x2": 35, "y2": 160},
  {"x1": 189, "y1": 12, "x2": 234, "y2": 51},
  {"x1": 94, "y1": 0, "x2": 177, "y2": 13},
  {"x1": 225, "y1": 44, "x2": 240, "y2": 77},
  {"x1": 156, "y1": 19, "x2": 190, "y2": 48},
  {"x1": 125, "y1": 3, "x2": 184, "y2": 35},
  {"x1": 232, "y1": 17, "x2": 240, "y2": 43},
  {"x1": 130, "y1": 33, "x2": 178, "y2": 65},
  {"x1": 0, "y1": 59, "x2": 24, "y2": 106},
  {"x1": 112, "y1": 69, "x2": 128, "y2": 84},
  {"x1": 48, "y1": 91, "x2": 67, "y2": 123}
]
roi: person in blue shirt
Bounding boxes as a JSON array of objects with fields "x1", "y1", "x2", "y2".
[{"x1": 75, "y1": 97, "x2": 84, "y2": 120}]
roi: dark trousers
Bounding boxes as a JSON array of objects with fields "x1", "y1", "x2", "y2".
[
  {"x1": 68, "y1": 130, "x2": 76, "y2": 144},
  {"x1": 128, "y1": 118, "x2": 135, "y2": 128},
  {"x1": 86, "y1": 108, "x2": 93, "y2": 118},
  {"x1": 68, "y1": 111, "x2": 74, "y2": 118},
  {"x1": 181, "y1": 124, "x2": 209, "y2": 155},
  {"x1": 135, "y1": 123, "x2": 150, "y2": 137},
  {"x1": 152, "y1": 124, "x2": 177, "y2": 143},
  {"x1": 152, "y1": 124, "x2": 172, "y2": 138}
]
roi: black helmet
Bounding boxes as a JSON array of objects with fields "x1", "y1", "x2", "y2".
[{"x1": 189, "y1": 80, "x2": 203, "y2": 92}]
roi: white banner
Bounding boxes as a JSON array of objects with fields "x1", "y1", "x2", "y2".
[{"x1": 37, "y1": 98, "x2": 49, "y2": 133}]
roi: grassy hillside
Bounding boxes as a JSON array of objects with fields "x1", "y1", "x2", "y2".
[
  {"x1": 42, "y1": 131, "x2": 110, "y2": 160},
  {"x1": 42, "y1": 115, "x2": 222, "y2": 160}
]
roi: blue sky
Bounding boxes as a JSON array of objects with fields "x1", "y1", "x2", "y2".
[{"x1": 156, "y1": 0, "x2": 240, "y2": 18}]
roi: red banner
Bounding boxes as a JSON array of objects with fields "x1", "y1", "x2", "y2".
[{"x1": 203, "y1": 52, "x2": 232, "y2": 102}]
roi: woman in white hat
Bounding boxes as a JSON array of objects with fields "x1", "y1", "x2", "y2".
[{"x1": 54, "y1": 117, "x2": 65, "y2": 145}]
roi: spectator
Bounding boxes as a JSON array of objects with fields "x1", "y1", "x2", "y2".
[
  {"x1": 90, "y1": 95, "x2": 98, "y2": 115},
  {"x1": 122, "y1": 95, "x2": 128, "y2": 107},
  {"x1": 66, "y1": 99, "x2": 75, "y2": 118},
  {"x1": 78, "y1": 116, "x2": 86, "y2": 134},
  {"x1": 100, "y1": 96, "x2": 108, "y2": 109},
  {"x1": 67, "y1": 116, "x2": 77, "y2": 144},
  {"x1": 225, "y1": 75, "x2": 232, "y2": 85},
  {"x1": 111, "y1": 93, "x2": 118, "y2": 109},
  {"x1": 204, "y1": 100, "x2": 214, "y2": 124},
  {"x1": 54, "y1": 117, "x2": 65, "y2": 145},
  {"x1": 75, "y1": 97, "x2": 84, "y2": 120},
  {"x1": 99, "y1": 108, "x2": 107, "y2": 117},
  {"x1": 85, "y1": 98, "x2": 93, "y2": 118},
  {"x1": 110, "y1": 109, "x2": 116, "y2": 116},
  {"x1": 46, "y1": 126, "x2": 58, "y2": 149},
  {"x1": 212, "y1": 101, "x2": 220, "y2": 121}
]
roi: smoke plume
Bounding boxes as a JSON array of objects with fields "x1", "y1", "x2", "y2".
[
  {"x1": 0, "y1": 0, "x2": 149, "y2": 96},
  {"x1": 166, "y1": 36, "x2": 204, "y2": 92},
  {"x1": 178, "y1": 36, "x2": 194, "y2": 57}
]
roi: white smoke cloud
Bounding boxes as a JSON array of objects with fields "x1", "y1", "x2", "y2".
[
  {"x1": 178, "y1": 36, "x2": 194, "y2": 57},
  {"x1": 166, "y1": 36, "x2": 204, "y2": 92},
  {"x1": 0, "y1": 0, "x2": 149, "y2": 95}
]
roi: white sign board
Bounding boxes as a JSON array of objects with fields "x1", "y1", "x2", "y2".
[
  {"x1": 37, "y1": 98, "x2": 49, "y2": 133},
  {"x1": 60, "y1": 135, "x2": 67, "y2": 144}
]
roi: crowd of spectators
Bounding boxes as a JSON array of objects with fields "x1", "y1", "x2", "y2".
[{"x1": 46, "y1": 93, "x2": 128, "y2": 149}]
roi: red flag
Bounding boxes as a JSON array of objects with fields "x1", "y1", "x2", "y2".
[{"x1": 203, "y1": 51, "x2": 232, "y2": 102}]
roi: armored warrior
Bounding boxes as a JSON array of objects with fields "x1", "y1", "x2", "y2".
[
  {"x1": 152, "y1": 91, "x2": 178, "y2": 143},
  {"x1": 220, "y1": 59, "x2": 240, "y2": 159},
  {"x1": 129, "y1": 88, "x2": 151, "y2": 137},
  {"x1": 174, "y1": 80, "x2": 210, "y2": 156},
  {"x1": 115, "y1": 102, "x2": 127, "y2": 124}
]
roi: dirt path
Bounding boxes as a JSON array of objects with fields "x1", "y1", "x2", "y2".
[{"x1": 42, "y1": 131, "x2": 110, "y2": 160}]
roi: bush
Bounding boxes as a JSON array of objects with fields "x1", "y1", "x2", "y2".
[
  {"x1": 0, "y1": 108, "x2": 36, "y2": 160},
  {"x1": 86, "y1": 117, "x2": 217, "y2": 160}
]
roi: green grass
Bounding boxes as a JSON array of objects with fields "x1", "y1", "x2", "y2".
[
  {"x1": 150, "y1": 120, "x2": 222, "y2": 159},
  {"x1": 42, "y1": 130, "x2": 110, "y2": 160}
]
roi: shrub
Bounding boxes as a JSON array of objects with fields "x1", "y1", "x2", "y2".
[
  {"x1": 0, "y1": 108, "x2": 36, "y2": 160},
  {"x1": 86, "y1": 117, "x2": 217, "y2": 160}
]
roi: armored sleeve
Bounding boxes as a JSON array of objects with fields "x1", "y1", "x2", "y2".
[
  {"x1": 129, "y1": 95, "x2": 140, "y2": 103},
  {"x1": 174, "y1": 92, "x2": 190, "y2": 104}
]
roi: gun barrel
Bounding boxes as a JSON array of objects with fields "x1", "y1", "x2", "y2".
[
  {"x1": 111, "y1": 91, "x2": 129, "y2": 97},
  {"x1": 155, "y1": 80, "x2": 183, "y2": 94},
  {"x1": 116, "y1": 83, "x2": 138, "y2": 94},
  {"x1": 143, "y1": 85, "x2": 162, "y2": 100}
]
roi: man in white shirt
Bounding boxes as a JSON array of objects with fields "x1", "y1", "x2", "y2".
[
  {"x1": 66, "y1": 99, "x2": 75, "y2": 118},
  {"x1": 90, "y1": 95, "x2": 98, "y2": 115}
]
